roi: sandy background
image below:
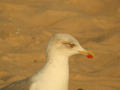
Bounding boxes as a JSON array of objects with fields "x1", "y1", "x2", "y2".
[{"x1": 0, "y1": 0, "x2": 120, "y2": 90}]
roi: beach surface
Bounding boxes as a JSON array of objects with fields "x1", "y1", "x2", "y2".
[{"x1": 0, "y1": 0, "x2": 120, "y2": 90}]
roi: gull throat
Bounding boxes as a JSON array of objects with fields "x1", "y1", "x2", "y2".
[{"x1": 30, "y1": 53, "x2": 69, "y2": 90}]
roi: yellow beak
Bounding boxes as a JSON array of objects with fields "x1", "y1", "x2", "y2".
[{"x1": 79, "y1": 50, "x2": 94, "y2": 59}]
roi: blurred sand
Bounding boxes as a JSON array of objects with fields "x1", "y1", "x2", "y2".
[{"x1": 0, "y1": 0, "x2": 120, "y2": 90}]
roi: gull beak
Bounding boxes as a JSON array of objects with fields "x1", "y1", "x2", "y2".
[{"x1": 79, "y1": 50, "x2": 94, "y2": 59}]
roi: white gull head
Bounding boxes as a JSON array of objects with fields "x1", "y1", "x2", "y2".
[{"x1": 46, "y1": 33, "x2": 93, "y2": 58}]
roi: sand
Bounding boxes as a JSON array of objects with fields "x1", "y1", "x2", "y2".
[{"x1": 0, "y1": 0, "x2": 120, "y2": 90}]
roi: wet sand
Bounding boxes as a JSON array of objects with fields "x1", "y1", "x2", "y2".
[{"x1": 0, "y1": 0, "x2": 120, "y2": 90}]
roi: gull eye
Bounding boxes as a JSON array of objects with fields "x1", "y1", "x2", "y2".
[{"x1": 63, "y1": 42, "x2": 76, "y2": 48}]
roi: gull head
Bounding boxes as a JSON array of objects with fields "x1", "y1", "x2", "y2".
[{"x1": 46, "y1": 34, "x2": 94, "y2": 58}]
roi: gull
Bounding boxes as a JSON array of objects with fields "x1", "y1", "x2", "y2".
[{"x1": 0, "y1": 33, "x2": 93, "y2": 90}]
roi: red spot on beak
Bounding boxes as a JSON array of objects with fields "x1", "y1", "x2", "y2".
[{"x1": 87, "y1": 54, "x2": 93, "y2": 59}]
